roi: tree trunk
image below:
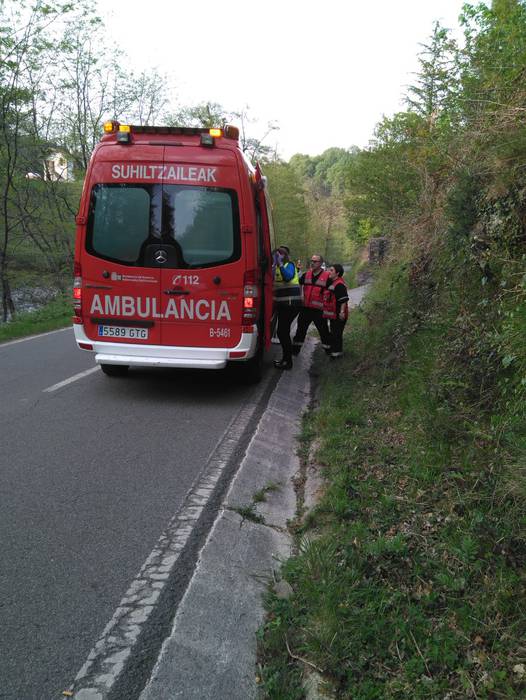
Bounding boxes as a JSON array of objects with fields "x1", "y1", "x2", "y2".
[{"x1": 0, "y1": 253, "x2": 15, "y2": 322}]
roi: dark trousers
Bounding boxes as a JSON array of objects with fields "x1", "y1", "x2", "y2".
[
  {"x1": 329, "y1": 318, "x2": 347, "y2": 355},
  {"x1": 293, "y1": 307, "x2": 330, "y2": 351},
  {"x1": 276, "y1": 305, "x2": 300, "y2": 362}
]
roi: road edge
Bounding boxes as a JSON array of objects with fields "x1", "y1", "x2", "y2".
[
  {"x1": 138, "y1": 339, "x2": 315, "y2": 699},
  {"x1": 67, "y1": 364, "x2": 281, "y2": 700}
]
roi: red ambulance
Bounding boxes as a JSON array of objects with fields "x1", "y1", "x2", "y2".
[{"x1": 73, "y1": 122, "x2": 275, "y2": 382}]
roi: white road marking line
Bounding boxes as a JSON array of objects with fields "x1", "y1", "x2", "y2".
[
  {"x1": 43, "y1": 366, "x2": 99, "y2": 393},
  {"x1": 0, "y1": 326, "x2": 71, "y2": 348}
]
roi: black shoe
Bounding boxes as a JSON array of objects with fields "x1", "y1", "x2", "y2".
[{"x1": 274, "y1": 359, "x2": 293, "y2": 370}]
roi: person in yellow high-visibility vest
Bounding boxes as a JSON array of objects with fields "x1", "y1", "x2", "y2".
[{"x1": 272, "y1": 245, "x2": 303, "y2": 369}]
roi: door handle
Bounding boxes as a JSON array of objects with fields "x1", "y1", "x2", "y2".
[{"x1": 163, "y1": 288, "x2": 190, "y2": 295}]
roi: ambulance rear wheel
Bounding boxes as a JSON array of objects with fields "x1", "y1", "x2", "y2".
[{"x1": 100, "y1": 363, "x2": 129, "y2": 377}]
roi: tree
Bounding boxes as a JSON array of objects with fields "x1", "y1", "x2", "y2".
[
  {"x1": 0, "y1": 0, "x2": 178, "y2": 320},
  {"x1": 277, "y1": 150, "x2": 356, "y2": 261},
  {"x1": 406, "y1": 22, "x2": 459, "y2": 124},
  {"x1": 232, "y1": 107, "x2": 279, "y2": 163},
  {"x1": 458, "y1": 0, "x2": 526, "y2": 180},
  {"x1": 54, "y1": 17, "x2": 171, "y2": 171},
  {"x1": 168, "y1": 102, "x2": 280, "y2": 164},
  {"x1": 0, "y1": 0, "x2": 83, "y2": 320},
  {"x1": 264, "y1": 162, "x2": 309, "y2": 259},
  {"x1": 167, "y1": 101, "x2": 232, "y2": 129}
]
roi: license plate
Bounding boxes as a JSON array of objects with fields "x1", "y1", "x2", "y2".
[{"x1": 98, "y1": 325, "x2": 148, "y2": 340}]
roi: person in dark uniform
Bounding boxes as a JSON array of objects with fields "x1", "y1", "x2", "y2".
[
  {"x1": 272, "y1": 246, "x2": 302, "y2": 370},
  {"x1": 322, "y1": 263, "x2": 349, "y2": 358},
  {"x1": 292, "y1": 253, "x2": 331, "y2": 355}
]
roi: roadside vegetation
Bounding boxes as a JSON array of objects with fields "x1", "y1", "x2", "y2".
[
  {"x1": 1, "y1": 0, "x2": 174, "y2": 325},
  {"x1": 258, "y1": 2, "x2": 526, "y2": 697},
  {"x1": 0, "y1": 294, "x2": 71, "y2": 342}
]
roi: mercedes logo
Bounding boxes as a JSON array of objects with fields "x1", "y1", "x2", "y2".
[{"x1": 154, "y1": 249, "x2": 168, "y2": 264}]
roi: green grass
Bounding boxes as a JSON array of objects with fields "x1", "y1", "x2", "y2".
[
  {"x1": 229, "y1": 483, "x2": 283, "y2": 525},
  {"x1": 230, "y1": 504, "x2": 265, "y2": 524},
  {"x1": 254, "y1": 482, "x2": 282, "y2": 503},
  {"x1": 0, "y1": 294, "x2": 72, "y2": 342},
  {"x1": 257, "y1": 261, "x2": 526, "y2": 699}
]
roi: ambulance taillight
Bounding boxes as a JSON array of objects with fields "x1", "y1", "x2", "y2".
[
  {"x1": 242, "y1": 269, "x2": 259, "y2": 327},
  {"x1": 73, "y1": 262, "x2": 83, "y2": 324}
]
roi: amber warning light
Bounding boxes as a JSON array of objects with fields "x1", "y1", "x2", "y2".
[{"x1": 103, "y1": 120, "x2": 119, "y2": 133}]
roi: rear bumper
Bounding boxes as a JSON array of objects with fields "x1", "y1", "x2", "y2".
[{"x1": 73, "y1": 325, "x2": 258, "y2": 370}]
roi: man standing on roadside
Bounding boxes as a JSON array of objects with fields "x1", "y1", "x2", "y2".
[
  {"x1": 273, "y1": 245, "x2": 303, "y2": 370},
  {"x1": 292, "y1": 253, "x2": 331, "y2": 356}
]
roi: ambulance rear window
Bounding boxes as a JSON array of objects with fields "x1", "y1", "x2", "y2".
[
  {"x1": 86, "y1": 183, "x2": 240, "y2": 268},
  {"x1": 89, "y1": 185, "x2": 153, "y2": 263},
  {"x1": 164, "y1": 186, "x2": 239, "y2": 267}
]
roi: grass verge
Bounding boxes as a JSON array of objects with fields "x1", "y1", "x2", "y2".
[
  {"x1": 0, "y1": 294, "x2": 71, "y2": 343},
  {"x1": 257, "y1": 267, "x2": 526, "y2": 698}
]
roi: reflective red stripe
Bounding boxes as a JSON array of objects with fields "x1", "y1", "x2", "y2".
[
  {"x1": 303, "y1": 269, "x2": 330, "y2": 309},
  {"x1": 323, "y1": 279, "x2": 349, "y2": 319}
]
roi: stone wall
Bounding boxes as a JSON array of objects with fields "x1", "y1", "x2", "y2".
[{"x1": 369, "y1": 237, "x2": 389, "y2": 264}]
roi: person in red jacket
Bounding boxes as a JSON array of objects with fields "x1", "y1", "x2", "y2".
[
  {"x1": 292, "y1": 253, "x2": 331, "y2": 355},
  {"x1": 323, "y1": 263, "x2": 349, "y2": 358}
]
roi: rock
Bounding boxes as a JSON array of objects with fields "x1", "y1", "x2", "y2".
[{"x1": 273, "y1": 579, "x2": 293, "y2": 600}]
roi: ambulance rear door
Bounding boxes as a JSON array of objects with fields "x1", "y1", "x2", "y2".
[
  {"x1": 81, "y1": 146, "x2": 164, "y2": 346},
  {"x1": 159, "y1": 147, "x2": 244, "y2": 349},
  {"x1": 255, "y1": 164, "x2": 275, "y2": 348}
]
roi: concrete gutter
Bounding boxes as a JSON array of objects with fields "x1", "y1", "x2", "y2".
[
  {"x1": 140, "y1": 338, "x2": 315, "y2": 700},
  {"x1": 140, "y1": 284, "x2": 370, "y2": 699}
]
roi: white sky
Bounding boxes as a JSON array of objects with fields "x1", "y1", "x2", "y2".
[{"x1": 99, "y1": 0, "x2": 466, "y2": 160}]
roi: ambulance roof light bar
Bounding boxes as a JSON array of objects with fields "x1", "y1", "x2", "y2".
[{"x1": 102, "y1": 121, "x2": 240, "y2": 142}]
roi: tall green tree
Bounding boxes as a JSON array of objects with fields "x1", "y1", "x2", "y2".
[
  {"x1": 406, "y1": 21, "x2": 459, "y2": 122},
  {"x1": 264, "y1": 162, "x2": 309, "y2": 260},
  {"x1": 0, "y1": 0, "x2": 81, "y2": 320},
  {"x1": 54, "y1": 16, "x2": 171, "y2": 171},
  {"x1": 0, "y1": 0, "x2": 177, "y2": 319}
]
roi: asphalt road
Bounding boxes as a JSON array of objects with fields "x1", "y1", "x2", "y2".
[{"x1": 0, "y1": 329, "x2": 275, "y2": 700}]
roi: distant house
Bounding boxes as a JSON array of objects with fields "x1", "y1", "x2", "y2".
[{"x1": 43, "y1": 152, "x2": 74, "y2": 181}]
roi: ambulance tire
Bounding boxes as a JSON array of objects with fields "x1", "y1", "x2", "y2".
[{"x1": 100, "y1": 363, "x2": 129, "y2": 377}]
